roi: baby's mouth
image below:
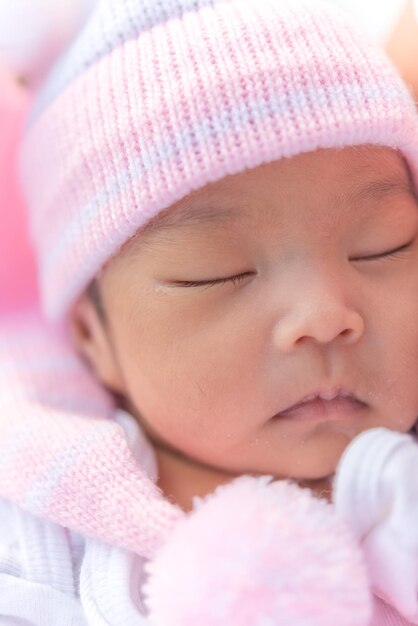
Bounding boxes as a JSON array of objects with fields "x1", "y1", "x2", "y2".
[{"x1": 275, "y1": 387, "x2": 367, "y2": 422}]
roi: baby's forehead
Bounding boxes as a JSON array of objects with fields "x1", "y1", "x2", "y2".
[
  {"x1": 141, "y1": 147, "x2": 415, "y2": 231},
  {"x1": 110, "y1": 146, "x2": 418, "y2": 270}
]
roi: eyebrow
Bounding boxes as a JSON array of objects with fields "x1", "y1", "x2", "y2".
[
  {"x1": 346, "y1": 177, "x2": 417, "y2": 206},
  {"x1": 140, "y1": 196, "x2": 248, "y2": 236},
  {"x1": 136, "y1": 174, "x2": 417, "y2": 243}
]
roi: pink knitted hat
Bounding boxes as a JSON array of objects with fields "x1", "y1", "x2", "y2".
[{"x1": 20, "y1": 0, "x2": 418, "y2": 321}]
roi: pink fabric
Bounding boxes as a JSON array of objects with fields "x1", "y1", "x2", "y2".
[
  {"x1": 0, "y1": 310, "x2": 183, "y2": 559},
  {"x1": 19, "y1": 0, "x2": 418, "y2": 321},
  {"x1": 371, "y1": 596, "x2": 414, "y2": 625},
  {"x1": 0, "y1": 63, "x2": 37, "y2": 313},
  {"x1": 2, "y1": 1, "x2": 418, "y2": 622},
  {"x1": 0, "y1": 309, "x2": 414, "y2": 625}
]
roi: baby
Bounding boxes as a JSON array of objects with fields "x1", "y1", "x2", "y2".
[
  {"x1": 1, "y1": 0, "x2": 418, "y2": 624},
  {"x1": 72, "y1": 145, "x2": 418, "y2": 509}
]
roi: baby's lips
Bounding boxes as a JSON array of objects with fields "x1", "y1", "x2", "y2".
[{"x1": 275, "y1": 384, "x2": 364, "y2": 416}]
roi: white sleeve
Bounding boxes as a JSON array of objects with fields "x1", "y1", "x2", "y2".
[
  {"x1": 0, "y1": 496, "x2": 153, "y2": 626},
  {"x1": 0, "y1": 497, "x2": 87, "y2": 626},
  {"x1": 333, "y1": 428, "x2": 418, "y2": 625}
]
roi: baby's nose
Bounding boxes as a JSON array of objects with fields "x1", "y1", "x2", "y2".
[{"x1": 273, "y1": 290, "x2": 364, "y2": 354}]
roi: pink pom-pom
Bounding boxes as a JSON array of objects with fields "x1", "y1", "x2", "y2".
[{"x1": 143, "y1": 476, "x2": 372, "y2": 626}]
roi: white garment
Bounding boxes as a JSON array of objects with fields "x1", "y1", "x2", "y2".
[
  {"x1": 0, "y1": 410, "x2": 156, "y2": 626},
  {"x1": 334, "y1": 427, "x2": 418, "y2": 625},
  {"x1": 0, "y1": 412, "x2": 416, "y2": 625}
]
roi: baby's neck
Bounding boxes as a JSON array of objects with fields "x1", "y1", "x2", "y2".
[
  {"x1": 153, "y1": 443, "x2": 234, "y2": 512},
  {"x1": 121, "y1": 398, "x2": 333, "y2": 510},
  {"x1": 153, "y1": 443, "x2": 333, "y2": 511}
]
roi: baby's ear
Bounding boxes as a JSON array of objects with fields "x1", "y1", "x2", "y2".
[{"x1": 69, "y1": 292, "x2": 125, "y2": 395}]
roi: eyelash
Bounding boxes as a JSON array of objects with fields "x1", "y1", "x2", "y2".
[
  {"x1": 177, "y1": 241, "x2": 414, "y2": 288},
  {"x1": 178, "y1": 272, "x2": 253, "y2": 289},
  {"x1": 353, "y1": 240, "x2": 414, "y2": 262}
]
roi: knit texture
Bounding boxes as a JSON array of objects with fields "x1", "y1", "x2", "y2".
[
  {"x1": 5, "y1": 1, "x2": 418, "y2": 622},
  {"x1": 0, "y1": 453, "x2": 414, "y2": 626},
  {"x1": 0, "y1": 312, "x2": 415, "y2": 625},
  {"x1": 19, "y1": 0, "x2": 418, "y2": 321},
  {"x1": 334, "y1": 428, "x2": 418, "y2": 623},
  {"x1": 0, "y1": 310, "x2": 184, "y2": 559}
]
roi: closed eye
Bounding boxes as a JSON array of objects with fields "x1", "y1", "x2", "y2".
[
  {"x1": 351, "y1": 240, "x2": 414, "y2": 262},
  {"x1": 172, "y1": 241, "x2": 415, "y2": 289},
  {"x1": 174, "y1": 272, "x2": 254, "y2": 289}
]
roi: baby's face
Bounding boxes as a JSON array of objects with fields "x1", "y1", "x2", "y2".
[{"x1": 91, "y1": 146, "x2": 418, "y2": 484}]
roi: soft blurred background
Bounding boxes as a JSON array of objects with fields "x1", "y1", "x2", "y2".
[
  {"x1": 0, "y1": 0, "x2": 416, "y2": 315},
  {"x1": 0, "y1": 0, "x2": 95, "y2": 314}
]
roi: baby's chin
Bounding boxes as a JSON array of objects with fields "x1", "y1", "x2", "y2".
[
  {"x1": 276, "y1": 448, "x2": 340, "y2": 498},
  {"x1": 248, "y1": 427, "x2": 353, "y2": 483}
]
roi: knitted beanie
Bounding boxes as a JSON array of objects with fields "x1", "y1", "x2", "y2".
[{"x1": 20, "y1": 0, "x2": 418, "y2": 322}]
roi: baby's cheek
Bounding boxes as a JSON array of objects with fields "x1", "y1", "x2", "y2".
[{"x1": 378, "y1": 339, "x2": 418, "y2": 432}]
